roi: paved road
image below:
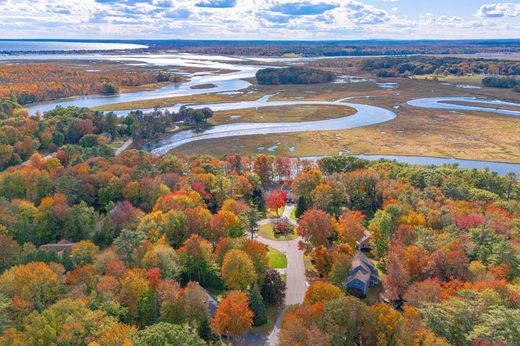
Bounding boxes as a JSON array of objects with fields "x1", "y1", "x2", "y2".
[{"x1": 254, "y1": 205, "x2": 306, "y2": 345}]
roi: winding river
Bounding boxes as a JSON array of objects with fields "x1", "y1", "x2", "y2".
[
  {"x1": 144, "y1": 96, "x2": 396, "y2": 155},
  {"x1": 7, "y1": 53, "x2": 519, "y2": 175},
  {"x1": 407, "y1": 97, "x2": 520, "y2": 116}
]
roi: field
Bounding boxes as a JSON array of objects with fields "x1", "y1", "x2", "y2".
[{"x1": 211, "y1": 104, "x2": 355, "y2": 124}]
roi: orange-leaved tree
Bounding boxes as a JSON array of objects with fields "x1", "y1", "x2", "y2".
[{"x1": 212, "y1": 291, "x2": 253, "y2": 338}]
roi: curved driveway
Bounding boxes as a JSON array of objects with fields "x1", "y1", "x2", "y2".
[{"x1": 255, "y1": 205, "x2": 306, "y2": 346}]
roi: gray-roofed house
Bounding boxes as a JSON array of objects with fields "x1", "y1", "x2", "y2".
[
  {"x1": 40, "y1": 240, "x2": 75, "y2": 256},
  {"x1": 344, "y1": 251, "x2": 379, "y2": 298},
  {"x1": 356, "y1": 230, "x2": 372, "y2": 251}
]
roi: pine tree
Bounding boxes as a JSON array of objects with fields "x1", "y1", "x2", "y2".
[
  {"x1": 248, "y1": 283, "x2": 268, "y2": 326},
  {"x1": 295, "y1": 196, "x2": 307, "y2": 218},
  {"x1": 198, "y1": 315, "x2": 221, "y2": 344}
]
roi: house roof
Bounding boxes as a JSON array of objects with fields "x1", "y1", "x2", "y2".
[
  {"x1": 346, "y1": 250, "x2": 378, "y2": 288},
  {"x1": 351, "y1": 250, "x2": 375, "y2": 270},
  {"x1": 40, "y1": 240, "x2": 75, "y2": 253},
  {"x1": 356, "y1": 230, "x2": 371, "y2": 246}
]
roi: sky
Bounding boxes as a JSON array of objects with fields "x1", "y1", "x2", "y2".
[{"x1": 0, "y1": 0, "x2": 519, "y2": 40}]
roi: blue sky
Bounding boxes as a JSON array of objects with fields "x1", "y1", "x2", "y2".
[{"x1": 0, "y1": 0, "x2": 518, "y2": 39}]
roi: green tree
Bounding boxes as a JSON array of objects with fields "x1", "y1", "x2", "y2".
[
  {"x1": 248, "y1": 283, "x2": 268, "y2": 326},
  {"x1": 322, "y1": 296, "x2": 375, "y2": 346},
  {"x1": 221, "y1": 249, "x2": 257, "y2": 291},
  {"x1": 133, "y1": 322, "x2": 206, "y2": 346},
  {"x1": 114, "y1": 229, "x2": 147, "y2": 267}
]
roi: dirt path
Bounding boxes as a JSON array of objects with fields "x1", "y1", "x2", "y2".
[{"x1": 114, "y1": 138, "x2": 133, "y2": 156}]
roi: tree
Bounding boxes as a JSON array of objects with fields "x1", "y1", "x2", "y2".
[
  {"x1": 337, "y1": 210, "x2": 365, "y2": 248},
  {"x1": 22, "y1": 298, "x2": 116, "y2": 346},
  {"x1": 141, "y1": 241, "x2": 180, "y2": 280},
  {"x1": 0, "y1": 234, "x2": 21, "y2": 273},
  {"x1": 221, "y1": 249, "x2": 257, "y2": 290},
  {"x1": 253, "y1": 155, "x2": 273, "y2": 184},
  {"x1": 322, "y1": 296, "x2": 375, "y2": 346},
  {"x1": 178, "y1": 235, "x2": 221, "y2": 288},
  {"x1": 249, "y1": 283, "x2": 268, "y2": 326},
  {"x1": 212, "y1": 291, "x2": 253, "y2": 338},
  {"x1": 261, "y1": 269, "x2": 286, "y2": 305},
  {"x1": 266, "y1": 189, "x2": 287, "y2": 216},
  {"x1": 311, "y1": 184, "x2": 341, "y2": 216},
  {"x1": 384, "y1": 250, "x2": 410, "y2": 302},
  {"x1": 114, "y1": 229, "x2": 147, "y2": 267},
  {"x1": 311, "y1": 246, "x2": 333, "y2": 276},
  {"x1": 295, "y1": 195, "x2": 308, "y2": 218},
  {"x1": 297, "y1": 209, "x2": 337, "y2": 247},
  {"x1": 304, "y1": 281, "x2": 344, "y2": 305},
  {"x1": 71, "y1": 240, "x2": 99, "y2": 267},
  {"x1": 0, "y1": 262, "x2": 62, "y2": 312},
  {"x1": 101, "y1": 82, "x2": 119, "y2": 95},
  {"x1": 370, "y1": 303, "x2": 401, "y2": 346},
  {"x1": 133, "y1": 322, "x2": 206, "y2": 346},
  {"x1": 117, "y1": 269, "x2": 150, "y2": 324}
]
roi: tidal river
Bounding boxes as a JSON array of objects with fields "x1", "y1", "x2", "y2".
[{"x1": 8, "y1": 53, "x2": 520, "y2": 175}]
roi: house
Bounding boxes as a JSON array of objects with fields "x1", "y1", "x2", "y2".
[
  {"x1": 356, "y1": 230, "x2": 372, "y2": 251},
  {"x1": 40, "y1": 240, "x2": 75, "y2": 256},
  {"x1": 205, "y1": 290, "x2": 219, "y2": 318},
  {"x1": 344, "y1": 251, "x2": 379, "y2": 298}
]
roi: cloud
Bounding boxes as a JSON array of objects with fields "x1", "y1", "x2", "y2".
[
  {"x1": 476, "y1": 3, "x2": 520, "y2": 18},
  {"x1": 0, "y1": 0, "x2": 518, "y2": 40},
  {"x1": 269, "y1": 1, "x2": 337, "y2": 16},
  {"x1": 195, "y1": 0, "x2": 236, "y2": 8},
  {"x1": 164, "y1": 7, "x2": 191, "y2": 19}
]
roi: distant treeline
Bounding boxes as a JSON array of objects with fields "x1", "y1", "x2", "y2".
[
  {"x1": 358, "y1": 56, "x2": 520, "y2": 77},
  {"x1": 142, "y1": 39, "x2": 520, "y2": 57},
  {"x1": 256, "y1": 66, "x2": 336, "y2": 85},
  {"x1": 482, "y1": 77, "x2": 520, "y2": 92},
  {"x1": 0, "y1": 64, "x2": 181, "y2": 105}
]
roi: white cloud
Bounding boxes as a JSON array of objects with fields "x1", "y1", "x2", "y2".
[
  {"x1": 476, "y1": 3, "x2": 520, "y2": 18},
  {"x1": 0, "y1": 0, "x2": 518, "y2": 39}
]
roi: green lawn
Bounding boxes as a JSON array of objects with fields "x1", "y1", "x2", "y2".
[
  {"x1": 266, "y1": 207, "x2": 284, "y2": 218},
  {"x1": 290, "y1": 207, "x2": 297, "y2": 221},
  {"x1": 258, "y1": 223, "x2": 298, "y2": 241},
  {"x1": 267, "y1": 248, "x2": 287, "y2": 269}
]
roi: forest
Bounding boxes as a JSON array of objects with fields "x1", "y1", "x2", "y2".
[
  {"x1": 0, "y1": 120, "x2": 518, "y2": 346},
  {"x1": 482, "y1": 76, "x2": 520, "y2": 92},
  {"x1": 0, "y1": 97, "x2": 213, "y2": 170},
  {"x1": 357, "y1": 56, "x2": 520, "y2": 77},
  {"x1": 0, "y1": 64, "x2": 181, "y2": 104},
  {"x1": 256, "y1": 66, "x2": 336, "y2": 85},
  {"x1": 141, "y1": 39, "x2": 520, "y2": 57}
]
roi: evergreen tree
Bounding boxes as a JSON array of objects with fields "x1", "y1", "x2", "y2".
[
  {"x1": 198, "y1": 315, "x2": 221, "y2": 344},
  {"x1": 295, "y1": 195, "x2": 307, "y2": 218},
  {"x1": 249, "y1": 283, "x2": 268, "y2": 326}
]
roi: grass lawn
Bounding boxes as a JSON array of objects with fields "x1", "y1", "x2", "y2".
[
  {"x1": 290, "y1": 207, "x2": 297, "y2": 221},
  {"x1": 266, "y1": 207, "x2": 284, "y2": 218},
  {"x1": 268, "y1": 248, "x2": 287, "y2": 269},
  {"x1": 258, "y1": 223, "x2": 298, "y2": 241}
]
